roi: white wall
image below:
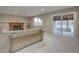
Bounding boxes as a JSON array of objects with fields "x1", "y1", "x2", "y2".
[
  {"x1": 29, "y1": 14, "x2": 54, "y2": 33},
  {"x1": 40, "y1": 15, "x2": 52, "y2": 33},
  {"x1": 0, "y1": 14, "x2": 29, "y2": 32},
  {"x1": 29, "y1": 7, "x2": 79, "y2": 38}
]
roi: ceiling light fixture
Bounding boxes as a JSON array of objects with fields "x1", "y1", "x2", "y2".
[{"x1": 42, "y1": 9, "x2": 45, "y2": 12}]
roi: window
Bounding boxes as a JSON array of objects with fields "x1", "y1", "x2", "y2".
[{"x1": 34, "y1": 17, "x2": 43, "y2": 26}]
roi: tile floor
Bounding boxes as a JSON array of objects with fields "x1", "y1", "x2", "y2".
[{"x1": 15, "y1": 33, "x2": 79, "y2": 53}]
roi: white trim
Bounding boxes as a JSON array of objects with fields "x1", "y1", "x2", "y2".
[
  {"x1": 51, "y1": 11, "x2": 77, "y2": 39},
  {"x1": 51, "y1": 11, "x2": 76, "y2": 17},
  {"x1": 0, "y1": 21, "x2": 28, "y2": 23},
  {"x1": 74, "y1": 11, "x2": 77, "y2": 39}
]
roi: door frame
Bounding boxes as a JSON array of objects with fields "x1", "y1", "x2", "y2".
[{"x1": 51, "y1": 11, "x2": 77, "y2": 39}]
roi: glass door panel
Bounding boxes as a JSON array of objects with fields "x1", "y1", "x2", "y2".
[
  {"x1": 68, "y1": 20, "x2": 74, "y2": 37},
  {"x1": 54, "y1": 21, "x2": 62, "y2": 35},
  {"x1": 62, "y1": 20, "x2": 74, "y2": 38}
]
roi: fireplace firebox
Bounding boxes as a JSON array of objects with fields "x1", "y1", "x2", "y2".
[{"x1": 9, "y1": 22, "x2": 24, "y2": 31}]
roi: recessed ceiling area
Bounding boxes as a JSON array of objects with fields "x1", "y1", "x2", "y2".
[{"x1": 0, "y1": 6, "x2": 75, "y2": 17}]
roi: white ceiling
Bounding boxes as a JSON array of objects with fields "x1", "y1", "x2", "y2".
[{"x1": 0, "y1": 6, "x2": 75, "y2": 17}]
